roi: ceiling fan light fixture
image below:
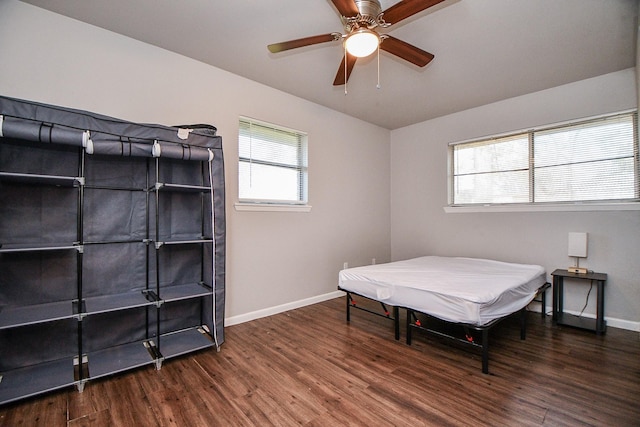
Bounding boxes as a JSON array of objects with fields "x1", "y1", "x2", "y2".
[{"x1": 345, "y1": 28, "x2": 379, "y2": 57}]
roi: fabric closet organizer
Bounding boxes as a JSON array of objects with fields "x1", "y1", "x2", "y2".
[{"x1": 0, "y1": 96, "x2": 226, "y2": 405}]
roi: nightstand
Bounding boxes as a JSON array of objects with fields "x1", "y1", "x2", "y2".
[{"x1": 552, "y1": 269, "x2": 607, "y2": 334}]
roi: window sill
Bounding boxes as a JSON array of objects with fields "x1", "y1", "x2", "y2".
[
  {"x1": 234, "y1": 203, "x2": 312, "y2": 212},
  {"x1": 444, "y1": 202, "x2": 640, "y2": 213}
]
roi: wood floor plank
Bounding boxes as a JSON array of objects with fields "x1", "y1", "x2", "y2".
[
  {"x1": 67, "y1": 408, "x2": 113, "y2": 427},
  {"x1": 1, "y1": 296, "x2": 639, "y2": 426},
  {"x1": 66, "y1": 381, "x2": 109, "y2": 423},
  {"x1": 145, "y1": 386, "x2": 211, "y2": 427},
  {"x1": 85, "y1": 374, "x2": 159, "y2": 426},
  {"x1": 0, "y1": 391, "x2": 67, "y2": 427}
]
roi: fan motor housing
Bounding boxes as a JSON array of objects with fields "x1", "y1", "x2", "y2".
[
  {"x1": 351, "y1": 0, "x2": 384, "y2": 29},
  {"x1": 356, "y1": 0, "x2": 382, "y2": 17}
]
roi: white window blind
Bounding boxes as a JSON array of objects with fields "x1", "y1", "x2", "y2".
[
  {"x1": 451, "y1": 112, "x2": 638, "y2": 206},
  {"x1": 239, "y1": 118, "x2": 308, "y2": 204}
]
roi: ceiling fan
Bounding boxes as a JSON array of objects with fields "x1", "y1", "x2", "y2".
[{"x1": 267, "y1": 0, "x2": 444, "y2": 86}]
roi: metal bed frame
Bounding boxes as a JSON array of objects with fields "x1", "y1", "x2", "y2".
[
  {"x1": 339, "y1": 283, "x2": 550, "y2": 374},
  {"x1": 405, "y1": 307, "x2": 527, "y2": 374},
  {"x1": 340, "y1": 288, "x2": 400, "y2": 340}
]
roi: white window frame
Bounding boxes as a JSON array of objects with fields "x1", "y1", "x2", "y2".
[
  {"x1": 235, "y1": 117, "x2": 310, "y2": 212},
  {"x1": 446, "y1": 111, "x2": 640, "y2": 213}
]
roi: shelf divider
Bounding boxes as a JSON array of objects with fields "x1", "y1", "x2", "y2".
[
  {"x1": 0, "y1": 171, "x2": 81, "y2": 187},
  {"x1": 0, "y1": 357, "x2": 76, "y2": 405},
  {"x1": 0, "y1": 301, "x2": 76, "y2": 329},
  {"x1": 86, "y1": 340, "x2": 157, "y2": 379},
  {"x1": 159, "y1": 327, "x2": 214, "y2": 360}
]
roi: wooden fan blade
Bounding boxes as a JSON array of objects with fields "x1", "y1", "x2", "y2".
[
  {"x1": 268, "y1": 33, "x2": 339, "y2": 53},
  {"x1": 382, "y1": 0, "x2": 446, "y2": 25},
  {"x1": 330, "y1": 0, "x2": 359, "y2": 17},
  {"x1": 333, "y1": 53, "x2": 358, "y2": 86},
  {"x1": 380, "y1": 35, "x2": 434, "y2": 67}
]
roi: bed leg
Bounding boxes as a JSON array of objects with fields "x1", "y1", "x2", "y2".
[
  {"x1": 406, "y1": 309, "x2": 413, "y2": 345},
  {"x1": 520, "y1": 307, "x2": 527, "y2": 340},
  {"x1": 393, "y1": 306, "x2": 400, "y2": 340},
  {"x1": 482, "y1": 329, "x2": 489, "y2": 374},
  {"x1": 345, "y1": 292, "x2": 351, "y2": 322}
]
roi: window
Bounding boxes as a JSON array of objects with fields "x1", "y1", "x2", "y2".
[
  {"x1": 450, "y1": 112, "x2": 638, "y2": 206},
  {"x1": 238, "y1": 118, "x2": 308, "y2": 205}
]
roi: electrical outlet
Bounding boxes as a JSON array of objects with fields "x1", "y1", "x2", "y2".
[
  {"x1": 343, "y1": 262, "x2": 348, "y2": 270},
  {"x1": 372, "y1": 258, "x2": 376, "y2": 265}
]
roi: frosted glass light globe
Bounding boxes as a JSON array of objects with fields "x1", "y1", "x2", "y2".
[{"x1": 345, "y1": 29, "x2": 379, "y2": 57}]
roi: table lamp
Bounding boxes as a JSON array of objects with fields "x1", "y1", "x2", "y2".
[{"x1": 568, "y1": 232, "x2": 588, "y2": 274}]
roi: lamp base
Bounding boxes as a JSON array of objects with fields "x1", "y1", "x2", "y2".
[{"x1": 567, "y1": 267, "x2": 588, "y2": 274}]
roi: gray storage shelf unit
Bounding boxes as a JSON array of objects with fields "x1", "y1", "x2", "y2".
[{"x1": 0, "y1": 96, "x2": 226, "y2": 405}]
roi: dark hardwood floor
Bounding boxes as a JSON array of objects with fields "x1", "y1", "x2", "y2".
[{"x1": 1, "y1": 296, "x2": 639, "y2": 426}]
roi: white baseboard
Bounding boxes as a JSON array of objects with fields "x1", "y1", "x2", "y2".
[
  {"x1": 225, "y1": 290, "x2": 344, "y2": 327},
  {"x1": 575, "y1": 310, "x2": 640, "y2": 332},
  {"x1": 606, "y1": 317, "x2": 640, "y2": 332},
  {"x1": 227, "y1": 294, "x2": 639, "y2": 333},
  {"x1": 528, "y1": 302, "x2": 640, "y2": 332}
]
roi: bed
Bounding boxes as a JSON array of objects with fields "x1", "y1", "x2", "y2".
[{"x1": 338, "y1": 256, "x2": 548, "y2": 373}]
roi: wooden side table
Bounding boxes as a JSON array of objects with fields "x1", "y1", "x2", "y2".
[{"x1": 552, "y1": 269, "x2": 607, "y2": 335}]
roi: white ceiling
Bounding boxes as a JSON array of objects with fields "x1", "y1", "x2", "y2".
[{"x1": 20, "y1": 0, "x2": 638, "y2": 130}]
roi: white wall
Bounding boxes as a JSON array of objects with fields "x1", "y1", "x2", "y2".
[
  {"x1": 391, "y1": 69, "x2": 639, "y2": 330},
  {"x1": 2, "y1": 0, "x2": 637, "y2": 331},
  {"x1": 0, "y1": 1, "x2": 391, "y2": 323}
]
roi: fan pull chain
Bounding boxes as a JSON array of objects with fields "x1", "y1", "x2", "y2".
[
  {"x1": 377, "y1": 45, "x2": 381, "y2": 89},
  {"x1": 344, "y1": 45, "x2": 348, "y2": 95}
]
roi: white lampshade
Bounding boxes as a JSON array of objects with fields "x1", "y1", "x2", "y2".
[
  {"x1": 345, "y1": 29, "x2": 379, "y2": 58},
  {"x1": 568, "y1": 232, "x2": 588, "y2": 258}
]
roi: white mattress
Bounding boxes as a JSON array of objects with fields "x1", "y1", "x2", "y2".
[{"x1": 338, "y1": 256, "x2": 546, "y2": 326}]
